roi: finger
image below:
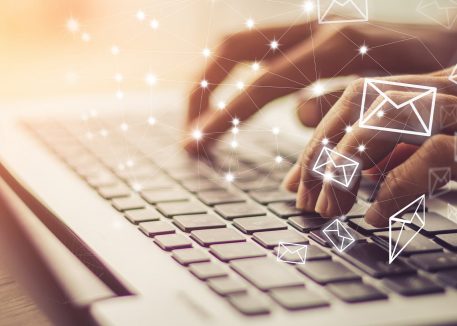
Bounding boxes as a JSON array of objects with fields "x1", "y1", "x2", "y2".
[
  {"x1": 296, "y1": 90, "x2": 344, "y2": 128},
  {"x1": 315, "y1": 91, "x2": 457, "y2": 217},
  {"x1": 366, "y1": 134, "x2": 457, "y2": 227},
  {"x1": 186, "y1": 23, "x2": 316, "y2": 129}
]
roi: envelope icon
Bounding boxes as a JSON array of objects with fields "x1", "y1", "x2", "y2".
[
  {"x1": 449, "y1": 64, "x2": 457, "y2": 85},
  {"x1": 359, "y1": 79, "x2": 437, "y2": 137},
  {"x1": 317, "y1": 0, "x2": 368, "y2": 24},
  {"x1": 429, "y1": 167, "x2": 451, "y2": 198},
  {"x1": 417, "y1": 0, "x2": 457, "y2": 30},
  {"x1": 276, "y1": 242, "x2": 308, "y2": 264},
  {"x1": 448, "y1": 204, "x2": 457, "y2": 224},
  {"x1": 440, "y1": 104, "x2": 457, "y2": 129},
  {"x1": 322, "y1": 219, "x2": 355, "y2": 252},
  {"x1": 312, "y1": 146, "x2": 359, "y2": 188},
  {"x1": 389, "y1": 195, "x2": 426, "y2": 264}
]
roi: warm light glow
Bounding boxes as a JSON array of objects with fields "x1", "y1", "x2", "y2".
[
  {"x1": 231, "y1": 140, "x2": 238, "y2": 148},
  {"x1": 322, "y1": 138, "x2": 329, "y2": 145},
  {"x1": 303, "y1": 1, "x2": 314, "y2": 13},
  {"x1": 217, "y1": 101, "x2": 226, "y2": 110},
  {"x1": 202, "y1": 48, "x2": 212, "y2": 58},
  {"x1": 116, "y1": 90, "x2": 124, "y2": 99},
  {"x1": 150, "y1": 19, "x2": 159, "y2": 30},
  {"x1": 345, "y1": 126, "x2": 353, "y2": 133},
  {"x1": 312, "y1": 83, "x2": 325, "y2": 96},
  {"x1": 270, "y1": 40, "x2": 279, "y2": 50},
  {"x1": 246, "y1": 18, "x2": 255, "y2": 29},
  {"x1": 81, "y1": 32, "x2": 91, "y2": 42},
  {"x1": 120, "y1": 123, "x2": 129, "y2": 131},
  {"x1": 111, "y1": 46, "x2": 120, "y2": 55},
  {"x1": 67, "y1": 18, "x2": 79, "y2": 33},
  {"x1": 99, "y1": 129, "x2": 109, "y2": 137},
  {"x1": 232, "y1": 118, "x2": 240, "y2": 126},
  {"x1": 136, "y1": 10, "x2": 146, "y2": 21},
  {"x1": 145, "y1": 73, "x2": 157, "y2": 86},
  {"x1": 132, "y1": 182, "x2": 143, "y2": 192},
  {"x1": 324, "y1": 171, "x2": 334, "y2": 181},
  {"x1": 225, "y1": 173, "x2": 235, "y2": 182},
  {"x1": 200, "y1": 80, "x2": 209, "y2": 88},
  {"x1": 192, "y1": 129, "x2": 203, "y2": 140},
  {"x1": 251, "y1": 62, "x2": 261, "y2": 71},
  {"x1": 377, "y1": 110, "x2": 385, "y2": 117},
  {"x1": 126, "y1": 159, "x2": 135, "y2": 167},
  {"x1": 358, "y1": 144, "x2": 366, "y2": 152},
  {"x1": 114, "y1": 73, "x2": 123, "y2": 83},
  {"x1": 231, "y1": 127, "x2": 239, "y2": 135},
  {"x1": 359, "y1": 45, "x2": 368, "y2": 55},
  {"x1": 272, "y1": 127, "x2": 280, "y2": 135},
  {"x1": 275, "y1": 155, "x2": 283, "y2": 164},
  {"x1": 148, "y1": 116, "x2": 156, "y2": 125}
]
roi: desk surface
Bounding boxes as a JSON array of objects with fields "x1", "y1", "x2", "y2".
[{"x1": 0, "y1": 267, "x2": 49, "y2": 326}]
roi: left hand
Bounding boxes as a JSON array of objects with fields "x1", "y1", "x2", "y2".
[{"x1": 282, "y1": 67, "x2": 457, "y2": 227}]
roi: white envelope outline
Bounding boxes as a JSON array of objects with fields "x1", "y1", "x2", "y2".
[
  {"x1": 359, "y1": 79, "x2": 437, "y2": 137},
  {"x1": 276, "y1": 242, "x2": 308, "y2": 264},
  {"x1": 318, "y1": 0, "x2": 368, "y2": 24},
  {"x1": 440, "y1": 104, "x2": 457, "y2": 129},
  {"x1": 429, "y1": 167, "x2": 451, "y2": 198},
  {"x1": 389, "y1": 195, "x2": 426, "y2": 264},
  {"x1": 448, "y1": 204, "x2": 457, "y2": 224},
  {"x1": 323, "y1": 219, "x2": 355, "y2": 252},
  {"x1": 417, "y1": 0, "x2": 457, "y2": 29},
  {"x1": 312, "y1": 146, "x2": 359, "y2": 188},
  {"x1": 449, "y1": 64, "x2": 457, "y2": 85}
]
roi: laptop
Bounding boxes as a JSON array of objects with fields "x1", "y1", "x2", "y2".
[{"x1": 0, "y1": 93, "x2": 456, "y2": 326}]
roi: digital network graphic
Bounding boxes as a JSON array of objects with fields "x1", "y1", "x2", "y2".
[{"x1": 276, "y1": 242, "x2": 308, "y2": 264}]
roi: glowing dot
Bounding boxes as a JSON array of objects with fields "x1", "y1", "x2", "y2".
[
  {"x1": 270, "y1": 40, "x2": 279, "y2": 50},
  {"x1": 114, "y1": 73, "x2": 123, "y2": 83},
  {"x1": 275, "y1": 155, "x2": 283, "y2": 164},
  {"x1": 145, "y1": 73, "x2": 157, "y2": 86},
  {"x1": 111, "y1": 46, "x2": 120, "y2": 55},
  {"x1": 236, "y1": 81, "x2": 245, "y2": 90},
  {"x1": 192, "y1": 129, "x2": 203, "y2": 140},
  {"x1": 324, "y1": 171, "x2": 334, "y2": 181},
  {"x1": 246, "y1": 18, "x2": 255, "y2": 29},
  {"x1": 116, "y1": 90, "x2": 124, "y2": 99},
  {"x1": 120, "y1": 122, "x2": 129, "y2": 131},
  {"x1": 312, "y1": 83, "x2": 325, "y2": 96},
  {"x1": 232, "y1": 127, "x2": 239, "y2": 135},
  {"x1": 99, "y1": 129, "x2": 108, "y2": 137},
  {"x1": 359, "y1": 45, "x2": 368, "y2": 55},
  {"x1": 67, "y1": 18, "x2": 79, "y2": 33},
  {"x1": 303, "y1": 1, "x2": 314, "y2": 13},
  {"x1": 200, "y1": 80, "x2": 209, "y2": 88},
  {"x1": 232, "y1": 118, "x2": 240, "y2": 126},
  {"x1": 230, "y1": 140, "x2": 238, "y2": 148},
  {"x1": 136, "y1": 10, "x2": 146, "y2": 21},
  {"x1": 358, "y1": 144, "x2": 366, "y2": 152},
  {"x1": 148, "y1": 116, "x2": 156, "y2": 125},
  {"x1": 202, "y1": 48, "x2": 211, "y2": 58},
  {"x1": 251, "y1": 62, "x2": 260, "y2": 71},
  {"x1": 225, "y1": 173, "x2": 235, "y2": 183},
  {"x1": 377, "y1": 110, "x2": 384, "y2": 118},
  {"x1": 322, "y1": 138, "x2": 329, "y2": 145},
  {"x1": 272, "y1": 127, "x2": 280, "y2": 135},
  {"x1": 132, "y1": 182, "x2": 143, "y2": 192},
  {"x1": 150, "y1": 19, "x2": 159, "y2": 30},
  {"x1": 217, "y1": 101, "x2": 226, "y2": 110},
  {"x1": 81, "y1": 32, "x2": 91, "y2": 42},
  {"x1": 345, "y1": 126, "x2": 353, "y2": 133},
  {"x1": 126, "y1": 159, "x2": 135, "y2": 167}
]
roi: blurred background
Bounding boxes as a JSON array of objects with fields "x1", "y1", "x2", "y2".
[{"x1": 0, "y1": 0, "x2": 448, "y2": 100}]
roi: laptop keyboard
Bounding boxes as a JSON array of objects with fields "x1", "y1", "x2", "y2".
[{"x1": 24, "y1": 117, "x2": 457, "y2": 316}]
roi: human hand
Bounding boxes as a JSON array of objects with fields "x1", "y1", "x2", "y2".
[
  {"x1": 183, "y1": 22, "x2": 457, "y2": 152},
  {"x1": 282, "y1": 67, "x2": 457, "y2": 227}
]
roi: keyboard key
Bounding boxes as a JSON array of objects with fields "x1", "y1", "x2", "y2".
[
  {"x1": 348, "y1": 217, "x2": 401, "y2": 235},
  {"x1": 337, "y1": 242, "x2": 415, "y2": 278},
  {"x1": 409, "y1": 252, "x2": 457, "y2": 272},
  {"x1": 215, "y1": 202, "x2": 266, "y2": 220},
  {"x1": 141, "y1": 189, "x2": 190, "y2": 204},
  {"x1": 270, "y1": 288, "x2": 329, "y2": 311},
  {"x1": 98, "y1": 184, "x2": 131, "y2": 199},
  {"x1": 233, "y1": 216, "x2": 287, "y2": 234},
  {"x1": 268, "y1": 202, "x2": 311, "y2": 218},
  {"x1": 309, "y1": 228, "x2": 366, "y2": 248},
  {"x1": 190, "y1": 228, "x2": 246, "y2": 247},
  {"x1": 86, "y1": 172, "x2": 118, "y2": 188},
  {"x1": 210, "y1": 242, "x2": 266, "y2": 262},
  {"x1": 382, "y1": 275, "x2": 444, "y2": 296},
  {"x1": 372, "y1": 230, "x2": 442, "y2": 255},
  {"x1": 227, "y1": 293, "x2": 270, "y2": 316},
  {"x1": 435, "y1": 234, "x2": 457, "y2": 251},
  {"x1": 253, "y1": 230, "x2": 308, "y2": 249},
  {"x1": 124, "y1": 207, "x2": 161, "y2": 224},
  {"x1": 127, "y1": 176, "x2": 176, "y2": 190},
  {"x1": 208, "y1": 277, "x2": 247, "y2": 296},
  {"x1": 273, "y1": 245, "x2": 331, "y2": 262},
  {"x1": 346, "y1": 201, "x2": 370, "y2": 218},
  {"x1": 234, "y1": 179, "x2": 279, "y2": 191},
  {"x1": 288, "y1": 216, "x2": 329, "y2": 233},
  {"x1": 173, "y1": 214, "x2": 226, "y2": 232},
  {"x1": 297, "y1": 260, "x2": 361, "y2": 284},
  {"x1": 157, "y1": 201, "x2": 207, "y2": 217},
  {"x1": 171, "y1": 248, "x2": 210, "y2": 265},
  {"x1": 436, "y1": 269, "x2": 457, "y2": 288},
  {"x1": 139, "y1": 221, "x2": 175, "y2": 237},
  {"x1": 181, "y1": 178, "x2": 223, "y2": 193},
  {"x1": 326, "y1": 282, "x2": 387, "y2": 303},
  {"x1": 189, "y1": 262, "x2": 228, "y2": 280},
  {"x1": 230, "y1": 257, "x2": 304, "y2": 290},
  {"x1": 112, "y1": 195, "x2": 146, "y2": 211},
  {"x1": 197, "y1": 190, "x2": 245, "y2": 206},
  {"x1": 409, "y1": 212, "x2": 457, "y2": 236},
  {"x1": 154, "y1": 234, "x2": 193, "y2": 251},
  {"x1": 249, "y1": 189, "x2": 296, "y2": 204}
]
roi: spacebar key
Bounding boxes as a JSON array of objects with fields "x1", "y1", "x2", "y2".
[{"x1": 337, "y1": 242, "x2": 416, "y2": 278}]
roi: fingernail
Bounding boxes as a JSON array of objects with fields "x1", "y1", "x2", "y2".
[
  {"x1": 295, "y1": 182, "x2": 306, "y2": 209},
  {"x1": 281, "y1": 164, "x2": 300, "y2": 191},
  {"x1": 315, "y1": 191, "x2": 329, "y2": 216}
]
